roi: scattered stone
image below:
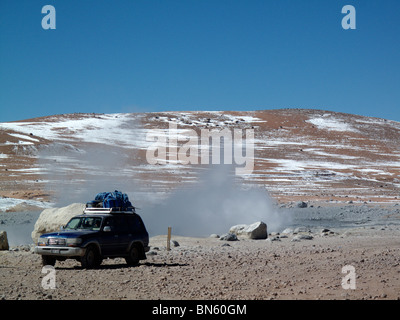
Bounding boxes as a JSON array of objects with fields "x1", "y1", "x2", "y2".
[
  {"x1": 170, "y1": 240, "x2": 180, "y2": 247},
  {"x1": 297, "y1": 201, "x2": 308, "y2": 208},
  {"x1": 294, "y1": 227, "x2": 310, "y2": 233},
  {"x1": 0, "y1": 231, "x2": 9, "y2": 251},
  {"x1": 219, "y1": 233, "x2": 238, "y2": 241},
  {"x1": 292, "y1": 234, "x2": 314, "y2": 241},
  {"x1": 267, "y1": 236, "x2": 281, "y2": 242},
  {"x1": 281, "y1": 228, "x2": 294, "y2": 234},
  {"x1": 209, "y1": 234, "x2": 220, "y2": 238},
  {"x1": 10, "y1": 245, "x2": 32, "y2": 252}
]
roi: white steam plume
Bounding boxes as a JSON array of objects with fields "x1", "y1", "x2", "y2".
[{"x1": 144, "y1": 165, "x2": 291, "y2": 237}]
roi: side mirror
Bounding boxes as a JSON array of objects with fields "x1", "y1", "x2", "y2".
[
  {"x1": 103, "y1": 226, "x2": 111, "y2": 232},
  {"x1": 60, "y1": 226, "x2": 65, "y2": 230}
]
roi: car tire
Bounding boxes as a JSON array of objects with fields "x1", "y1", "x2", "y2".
[
  {"x1": 125, "y1": 244, "x2": 140, "y2": 266},
  {"x1": 81, "y1": 245, "x2": 101, "y2": 269},
  {"x1": 42, "y1": 255, "x2": 56, "y2": 266}
]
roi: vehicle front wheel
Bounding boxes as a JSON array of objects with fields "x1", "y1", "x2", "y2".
[
  {"x1": 81, "y1": 245, "x2": 101, "y2": 269},
  {"x1": 125, "y1": 244, "x2": 140, "y2": 266}
]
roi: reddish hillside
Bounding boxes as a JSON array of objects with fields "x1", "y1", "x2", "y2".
[{"x1": 1, "y1": 109, "x2": 399, "y2": 209}]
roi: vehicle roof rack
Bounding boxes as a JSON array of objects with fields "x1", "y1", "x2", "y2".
[{"x1": 83, "y1": 207, "x2": 136, "y2": 215}]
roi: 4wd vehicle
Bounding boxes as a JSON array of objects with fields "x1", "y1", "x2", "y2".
[{"x1": 34, "y1": 207, "x2": 149, "y2": 269}]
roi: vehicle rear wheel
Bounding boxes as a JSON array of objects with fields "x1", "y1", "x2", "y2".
[
  {"x1": 125, "y1": 244, "x2": 140, "y2": 266},
  {"x1": 42, "y1": 255, "x2": 56, "y2": 266},
  {"x1": 81, "y1": 245, "x2": 101, "y2": 269}
]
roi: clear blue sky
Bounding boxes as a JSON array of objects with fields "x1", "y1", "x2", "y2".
[{"x1": 1, "y1": 0, "x2": 399, "y2": 122}]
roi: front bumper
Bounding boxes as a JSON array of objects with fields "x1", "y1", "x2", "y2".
[{"x1": 34, "y1": 246, "x2": 86, "y2": 257}]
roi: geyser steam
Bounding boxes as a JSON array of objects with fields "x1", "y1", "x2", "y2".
[{"x1": 144, "y1": 165, "x2": 290, "y2": 237}]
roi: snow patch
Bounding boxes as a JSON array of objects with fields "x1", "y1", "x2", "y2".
[
  {"x1": 0, "y1": 114, "x2": 148, "y2": 150},
  {"x1": 306, "y1": 117, "x2": 358, "y2": 133},
  {"x1": 7, "y1": 133, "x2": 40, "y2": 142},
  {"x1": 0, "y1": 197, "x2": 53, "y2": 212}
]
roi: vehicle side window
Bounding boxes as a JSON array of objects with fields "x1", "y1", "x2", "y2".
[
  {"x1": 103, "y1": 217, "x2": 115, "y2": 230},
  {"x1": 103, "y1": 215, "x2": 143, "y2": 233},
  {"x1": 128, "y1": 216, "x2": 143, "y2": 233},
  {"x1": 113, "y1": 216, "x2": 130, "y2": 233}
]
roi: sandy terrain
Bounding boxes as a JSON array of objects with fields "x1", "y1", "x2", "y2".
[{"x1": 1, "y1": 204, "x2": 400, "y2": 300}]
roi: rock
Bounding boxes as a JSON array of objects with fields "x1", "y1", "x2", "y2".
[
  {"x1": 0, "y1": 231, "x2": 9, "y2": 250},
  {"x1": 281, "y1": 228, "x2": 294, "y2": 234},
  {"x1": 294, "y1": 226, "x2": 310, "y2": 233},
  {"x1": 229, "y1": 221, "x2": 267, "y2": 239},
  {"x1": 31, "y1": 203, "x2": 86, "y2": 243},
  {"x1": 292, "y1": 234, "x2": 314, "y2": 241},
  {"x1": 219, "y1": 233, "x2": 238, "y2": 241},
  {"x1": 170, "y1": 240, "x2": 180, "y2": 247},
  {"x1": 229, "y1": 224, "x2": 247, "y2": 234},
  {"x1": 297, "y1": 201, "x2": 308, "y2": 208},
  {"x1": 209, "y1": 234, "x2": 220, "y2": 238},
  {"x1": 266, "y1": 236, "x2": 281, "y2": 242}
]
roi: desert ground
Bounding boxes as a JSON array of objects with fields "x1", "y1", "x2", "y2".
[{"x1": 1, "y1": 203, "x2": 399, "y2": 300}]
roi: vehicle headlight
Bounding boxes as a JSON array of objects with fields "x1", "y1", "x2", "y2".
[
  {"x1": 37, "y1": 238, "x2": 47, "y2": 246},
  {"x1": 66, "y1": 238, "x2": 83, "y2": 247}
]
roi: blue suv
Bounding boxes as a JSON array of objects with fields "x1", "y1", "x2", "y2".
[{"x1": 35, "y1": 208, "x2": 150, "y2": 269}]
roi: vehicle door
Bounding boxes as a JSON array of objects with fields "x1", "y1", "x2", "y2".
[
  {"x1": 99, "y1": 217, "x2": 120, "y2": 256},
  {"x1": 114, "y1": 215, "x2": 131, "y2": 254}
]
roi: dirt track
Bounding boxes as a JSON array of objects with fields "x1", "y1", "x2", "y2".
[{"x1": 1, "y1": 225, "x2": 400, "y2": 300}]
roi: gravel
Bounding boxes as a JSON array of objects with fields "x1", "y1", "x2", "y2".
[{"x1": 1, "y1": 203, "x2": 400, "y2": 300}]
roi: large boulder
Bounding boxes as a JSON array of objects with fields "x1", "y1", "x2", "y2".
[
  {"x1": 229, "y1": 221, "x2": 268, "y2": 239},
  {"x1": 31, "y1": 203, "x2": 85, "y2": 244},
  {"x1": 0, "y1": 230, "x2": 9, "y2": 250}
]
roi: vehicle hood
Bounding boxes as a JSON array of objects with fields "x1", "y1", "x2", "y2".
[{"x1": 40, "y1": 230, "x2": 97, "y2": 239}]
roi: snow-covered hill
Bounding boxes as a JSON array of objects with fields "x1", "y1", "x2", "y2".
[{"x1": 1, "y1": 109, "x2": 400, "y2": 211}]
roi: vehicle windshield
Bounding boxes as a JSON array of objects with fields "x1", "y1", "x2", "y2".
[{"x1": 65, "y1": 216, "x2": 103, "y2": 231}]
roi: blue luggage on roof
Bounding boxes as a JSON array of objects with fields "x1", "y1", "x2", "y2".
[{"x1": 86, "y1": 190, "x2": 134, "y2": 212}]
